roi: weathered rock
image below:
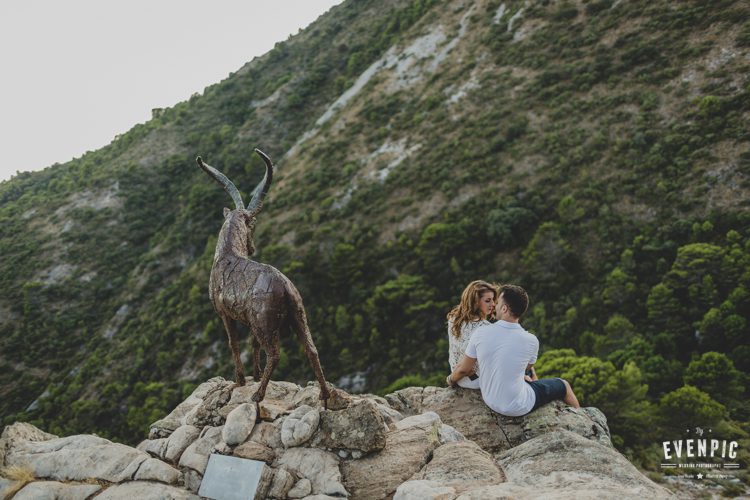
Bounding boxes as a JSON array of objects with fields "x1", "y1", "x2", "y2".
[
  {"x1": 414, "y1": 440, "x2": 505, "y2": 493},
  {"x1": 438, "y1": 423, "x2": 465, "y2": 444},
  {"x1": 287, "y1": 477, "x2": 312, "y2": 498},
  {"x1": 277, "y1": 448, "x2": 347, "y2": 497},
  {"x1": 375, "y1": 402, "x2": 404, "y2": 428},
  {"x1": 281, "y1": 405, "x2": 320, "y2": 448},
  {"x1": 137, "y1": 437, "x2": 167, "y2": 458},
  {"x1": 96, "y1": 481, "x2": 199, "y2": 499},
  {"x1": 134, "y1": 457, "x2": 181, "y2": 484},
  {"x1": 325, "y1": 388, "x2": 354, "y2": 410},
  {"x1": 12, "y1": 480, "x2": 101, "y2": 500},
  {"x1": 178, "y1": 426, "x2": 223, "y2": 474},
  {"x1": 394, "y1": 480, "x2": 456, "y2": 500},
  {"x1": 6, "y1": 434, "x2": 151, "y2": 483},
  {"x1": 260, "y1": 399, "x2": 293, "y2": 421},
  {"x1": 149, "y1": 377, "x2": 230, "y2": 438},
  {"x1": 164, "y1": 425, "x2": 201, "y2": 463},
  {"x1": 185, "y1": 382, "x2": 234, "y2": 428},
  {"x1": 230, "y1": 381, "x2": 302, "y2": 406},
  {"x1": 268, "y1": 466, "x2": 297, "y2": 498},
  {"x1": 1, "y1": 422, "x2": 57, "y2": 442},
  {"x1": 249, "y1": 420, "x2": 283, "y2": 449},
  {"x1": 183, "y1": 468, "x2": 203, "y2": 493},
  {"x1": 386, "y1": 386, "x2": 611, "y2": 453},
  {"x1": 223, "y1": 403, "x2": 257, "y2": 446},
  {"x1": 311, "y1": 399, "x2": 387, "y2": 452},
  {"x1": 488, "y1": 430, "x2": 672, "y2": 499},
  {"x1": 233, "y1": 441, "x2": 276, "y2": 463},
  {"x1": 341, "y1": 411, "x2": 442, "y2": 499}
]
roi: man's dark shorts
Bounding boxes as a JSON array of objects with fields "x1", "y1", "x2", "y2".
[{"x1": 527, "y1": 378, "x2": 567, "y2": 411}]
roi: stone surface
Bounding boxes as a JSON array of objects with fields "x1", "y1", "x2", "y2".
[
  {"x1": 341, "y1": 410, "x2": 442, "y2": 499},
  {"x1": 96, "y1": 481, "x2": 199, "y2": 499},
  {"x1": 311, "y1": 399, "x2": 387, "y2": 452},
  {"x1": 277, "y1": 447, "x2": 347, "y2": 497},
  {"x1": 1, "y1": 422, "x2": 57, "y2": 442},
  {"x1": 12, "y1": 481, "x2": 101, "y2": 500},
  {"x1": 281, "y1": 405, "x2": 320, "y2": 448},
  {"x1": 491, "y1": 430, "x2": 672, "y2": 499},
  {"x1": 414, "y1": 440, "x2": 504, "y2": 493},
  {"x1": 438, "y1": 423, "x2": 465, "y2": 444},
  {"x1": 6, "y1": 434, "x2": 150, "y2": 483},
  {"x1": 394, "y1": 480, "x2": 456, "y2": 500},
  {"x1": 287, "y1": 478, "x2": 312, "y2": 498},
  {"x1": 223, "y1": 403, "x2": 258, "y2": 446},
  {"x1": 185, "y1": 382, "x2": 234, "y2": 428},
  {"x1": 133, "y1": 457, "x2": 180, "y2": 484},
  {"x1": 249, "y1": 420, "x2": 283, "y2": 449},
  {"x1": 179, "y1": 426, "x2": 223, "y2": 474},
  {"x1": 183, "y1": 469, "x2": 203, "y2": 493},
  {"x1": 233, "y1": 441, "x2": 276, "y2": 463},
  {"x1": 260, "y1": 399, "x2": 293, "y2": 421},
  {"x1": 268, "y1": 466, "x2": 296, "y2": 498},
  {"x1": 165, "y1": 424, "x2": 201, "y2": 463}
]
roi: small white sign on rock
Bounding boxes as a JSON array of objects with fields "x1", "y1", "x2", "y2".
[{"x1": 198, "y1": 454, "x2": 264, "y2": 500}]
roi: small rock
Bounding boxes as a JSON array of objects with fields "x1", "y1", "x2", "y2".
[
  {"x1": 394, "y1": 480, "x2": 455, "y2": 500},
  {"x1": 281, "y1": 405, "x2": 320, "y2": 448},
  {"x1": 260, "y1": 400, "x2": 292, "y2": 421},
  {"x1": 179, "y1": 426, "x2": 223, "y2": 474},
  {"x1": 268, "y1": 467, "x2": 296, "y2": 498},
  {"x1": 150, "y1": 377, "x2": 230, "y2": 438},
  {"x1": 351, "y1": 450, "x2": 363, "y2": 459},
  {"x1": 222, "y1": 403, "x2": 257, "y2": 446},
  {"x1": 233, "y1": 441, "x2": 275, "y2": 463},
  {"x1": 165, "y1": 425, "x2": 201, "y2": 463},
  {"x1": 249, "y1": 420, "x2": 283, "y2": 449},
  {"x1": 287, "y1": 478, "x2": 312, "y2": 499},
  {"x1": 183, "y1": 469, "x2": 203, "y2": 493},
  {"x1": 312, "y1": 400, "x2": 387, "y2": 453},
  {"x1": 213, "y1": 442, "x2": 232, "y2": 454},
  {"x1": 278, "y1": 448, "x2": 347, "y2": 497}
]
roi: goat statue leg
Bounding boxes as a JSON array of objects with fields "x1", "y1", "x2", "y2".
[
  {"x1": 252, "y1": 338, "x2": 279, "y2": 403},
  {"x1": 221, "y1": 315, "x2": 246, "y2": 386},
  {"x1": 251, "y1": 336, "x2": 262, "y2": 381},
  {"x1": 289, "y1": 299, "x2": 333, "y2": 408}
]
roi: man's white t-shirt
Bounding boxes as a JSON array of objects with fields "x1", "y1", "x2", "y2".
[{"x1": 464, "y1": 320, "x2": 539, "y2": 417}]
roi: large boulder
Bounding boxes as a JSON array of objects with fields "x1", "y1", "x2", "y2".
[
  {"x1": 385, "y1": 386, "x2": 611, "y2": 452},
  {"x1": 341, "y1": 411, "x2": 443, "y2": 499},
  {"x1": 456, "y1": 430, "x2": 672, "y2": 499},
  {"x1": 5, "y1": 434, "x2": 179, "y2": 484}
]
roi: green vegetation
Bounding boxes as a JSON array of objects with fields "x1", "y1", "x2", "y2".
[{"x1": 0, "y1": 0, "x2": 748, "y2": 486}]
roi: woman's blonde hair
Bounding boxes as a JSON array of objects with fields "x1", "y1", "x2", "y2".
[{"x1": 447, "y1": 280, "x2": 499, "y2": 338}]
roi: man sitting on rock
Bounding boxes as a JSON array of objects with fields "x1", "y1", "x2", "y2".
[{"x1": 446, "y1": 284, "x2": 580, "y2": 416}]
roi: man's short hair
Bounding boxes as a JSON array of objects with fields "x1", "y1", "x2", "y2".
[{"x1": 500, "y1": 284, "x2": 529, "y2": 318}]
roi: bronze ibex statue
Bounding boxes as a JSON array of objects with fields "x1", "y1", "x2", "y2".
[{"x1": 197, "y1": 149, "x2": 332, "y2": 406}]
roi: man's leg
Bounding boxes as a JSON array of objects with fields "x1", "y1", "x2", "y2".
[{"x1": 561, "y1": 379, "x2": 580, "y2": 408}]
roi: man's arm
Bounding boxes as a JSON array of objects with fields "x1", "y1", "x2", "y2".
[{"x1": 446, "y1": 354, "x2": 477, "y2": 388}]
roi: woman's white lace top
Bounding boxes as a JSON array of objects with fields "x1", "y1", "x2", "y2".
[{"x1": 448, "y1": 318, "x2": 491, "y2": 375}]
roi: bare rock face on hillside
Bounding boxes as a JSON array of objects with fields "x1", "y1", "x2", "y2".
[{"x1": 0, "y1": 379, "x2": 671, "y2": 500}]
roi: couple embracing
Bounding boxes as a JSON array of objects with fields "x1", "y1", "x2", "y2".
[{"x1": 446, "y1": 281, "x2": 580, "y2": 417}]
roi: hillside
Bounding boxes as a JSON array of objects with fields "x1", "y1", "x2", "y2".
[{"x1": 1, "y1": 0, "x2": 749, "y2": 486}]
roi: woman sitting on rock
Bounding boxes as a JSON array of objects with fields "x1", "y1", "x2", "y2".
[{"x1": 446, "y1": 280, "x2": 498, "y2": 389}]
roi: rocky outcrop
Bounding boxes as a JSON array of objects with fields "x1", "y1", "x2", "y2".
[{"x1": 0, "y1": 379, "x2": 671, "y2": 499}]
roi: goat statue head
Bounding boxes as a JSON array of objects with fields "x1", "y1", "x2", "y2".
[{"x1": 196, "y1": 148, "x2": 274, "y2": 257}]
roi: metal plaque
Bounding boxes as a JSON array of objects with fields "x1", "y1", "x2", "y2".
[{"x1": 198, "y1": 454, "x2": 265, "y2": 500}]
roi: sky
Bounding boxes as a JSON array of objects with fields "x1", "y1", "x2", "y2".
[{"x1": 0, "y1": 0, "x2": 343, "y2": 183}]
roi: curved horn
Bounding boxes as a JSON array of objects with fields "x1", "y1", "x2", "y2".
[
  {"x1": 247, "y1": 148, "x2": 274, "y2": 214},
  {"x1": 196, "y1": 156, "x2": 244, "y2": 210}
]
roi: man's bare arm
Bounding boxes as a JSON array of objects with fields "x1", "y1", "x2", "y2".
[{"x1": 447, "y1": 354, "x2": 477, "y2": 387}]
